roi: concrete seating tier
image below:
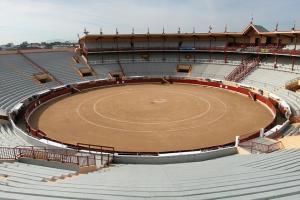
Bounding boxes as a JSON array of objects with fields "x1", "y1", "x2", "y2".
[{"x1": 1, "y1": 149, "x2": 300, "y2": 199}]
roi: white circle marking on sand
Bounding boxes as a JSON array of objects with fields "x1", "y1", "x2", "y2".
[
  {"x1": 75, "y1": 87, "x2": 228, "y2": 133},
  {"x1": 92, "y1": 90, "x2": 212, "y2": 125}
]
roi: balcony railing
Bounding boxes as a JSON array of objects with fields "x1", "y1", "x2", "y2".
[
  {"x1": 85, "y1": 46, "x2": 300, "y2": 56},
  {"x1": 88, "y1": 58, "x2": 241, "y2": 66}
]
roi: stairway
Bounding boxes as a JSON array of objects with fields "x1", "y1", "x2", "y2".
[
  {"x1": 226, "y1": 58, "x2": 260, "y2": 82},
  {"x1": 117, "y1": 61, "x2": 126, "y2": 77},
  {"x1": 79, "y1": 54, "x2": 99, "y2": 77},
  {"x1": 161, "y1": 77, "x2": 171, "y2": 84},
  {"x1": 18, "y1": 50, "x2": 63, "y2": 85}
]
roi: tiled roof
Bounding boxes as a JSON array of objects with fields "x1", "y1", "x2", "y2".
[{"x1": 253, "y1": 25, "x2": 269, "y2": 32}]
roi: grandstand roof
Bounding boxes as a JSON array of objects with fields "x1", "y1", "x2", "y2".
[{"x1": 80, "y1": 23, "x2": 300, "y2": 42}]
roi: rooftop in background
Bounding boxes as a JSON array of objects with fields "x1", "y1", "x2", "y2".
[{"x1": 80, "y1": 23, "x2": 300, "y2": 41}]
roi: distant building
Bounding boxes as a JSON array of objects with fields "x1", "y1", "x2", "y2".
[
  {"x1": 0, "y1": 43, "x2": 17, "y2": 50},
  {"x1": 27, "y1": 43, "x2": 46, "y2": 49}
]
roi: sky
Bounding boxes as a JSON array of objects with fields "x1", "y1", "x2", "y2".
[{"x1": 0, "y1": 0, "x2": 299, "y2": 45}]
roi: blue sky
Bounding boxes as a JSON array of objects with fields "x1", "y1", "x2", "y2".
[{"x1": 0, "y1": 0, "x2": 299, "y2": 44}]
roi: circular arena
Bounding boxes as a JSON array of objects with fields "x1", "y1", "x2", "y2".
[
  {"x1": 1, "y1": 14, "x2": 300, "y2": 198},
  {"x1": 30, "y1": 83, "x2": 274, "y2": 153}
]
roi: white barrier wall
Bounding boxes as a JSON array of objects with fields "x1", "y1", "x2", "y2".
[{"x1": 114, "y1": 147, "x2": 238, "y2": 164}]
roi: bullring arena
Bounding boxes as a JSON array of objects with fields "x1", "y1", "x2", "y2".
[
  {"x1": 2, "y1": 19, "x2": 300, "y2": 199},
  {"x1": 30, "y1": 83, "x2": 274, "y2": 152}
]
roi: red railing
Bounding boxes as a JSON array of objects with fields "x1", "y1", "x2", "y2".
[
  {"x1": 0, "y1": 147, "x2": 96, "y2": 167},
  {"x1": 235, "y1": 59, "x2": 260, "y2": 82},
  {"x1": 239, "y1": 141, "x2": 283, "y2": 153},
  {"x1": 77, "y1": 143, "x2": 115, "y2": 153},
  {"x1": 77, "y1": 143, "x2": 115, "y2": 165},
  {"x1": 225, "y1": 58, "x2": 260, "y2": 82},
  {"x1": 85, "y1": 46, "x2": 300, "y2": 56},
  {"x1": 226, "y1": 62, "x2": 246, "y2": 81},
  {"x1": 0, "y1": 147, "x2": 18, "y2": 160}
]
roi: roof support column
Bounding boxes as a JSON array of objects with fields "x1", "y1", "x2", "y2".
[
  {"x1": 100, "y1": 38, "x2": 103, "y2": 64},
  {"x1": 294, "y1": 35, "x2": 297, "y2": 51},
  {"x1": 178, "y1": 35, "x2": 181, "y2": 63},
  {"x1": 193, "y1": 36, "x2": 196, "y2": 64},
  {"x1": 224, "y1": 36, "x2": 228, "y2": 63},
  {"x1": 276, "y1": 35, "x2": 280, "y2": 48},
  {"x1": 131, "y1": 36, "x2": 134, "y2": 62},
  {"x1": 163, "y1": 36, "x2": 166, "y2": 62},
  {"x1": 115, "y1": 38, "x2": 120, "y2": 62}
]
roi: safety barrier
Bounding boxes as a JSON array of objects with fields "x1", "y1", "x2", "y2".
[
  {"x1": 0, "y1": 147, "x2": 96, "y2": 167},
  {"x1": 85, "y1": 46, "x2": 300, "y2": 56},
  {"x1": 239, "y1": 141, "x2": 284, "y2": 153},
  {"x1": 76, "y1": 143, "x2": 114, "y2": 166},
  {"x1": 0, "y1": 147, "x2": 17, "y2": 160}
]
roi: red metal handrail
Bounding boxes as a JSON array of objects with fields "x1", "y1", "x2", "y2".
[
  {"x1": 85, "y1": 46, "x2": 300, "y2": 56},
  {"x1": 240, "y1": 140, "x2": 283, "y2": 153},
  {"x1": 76, "y1": 143, "x2": 115, "y2": 166},
  {"x1": 0, "y1": 147, "x2": 96, "y2": 167}
]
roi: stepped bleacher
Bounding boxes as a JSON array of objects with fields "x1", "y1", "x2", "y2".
[
  {"x1": 88, "y1": 52, "x2": 242, "y2": 79},
  {"x1": 261, "y1": 56, "x2": 300, "y2": 73},
  {"x1": 92, "y1": 64, "x2": 121, "y2": 79},
  {"x1": 241, "y1": 68, "x2": 300, "y2": 115},
  {"x1": 1, "y1": 48, "x2": 300, "y2": 198},
  {"x1": 25, "y1": 51, "x2": 95, "y2": 84},
  {"x1": 1, "y1": 149, "x2": 300, "y2": 199},
  {"x1": 122, "y1": 62, "x2": 178, "y2": 77},
  {"x1": 0, "y1": 123, "x2": 29, "y2": 147},
  {"x1": 191, "y1": 63, "x2": 237, "y2": 80},
  {"x1": 1, "y1": 50, "x2": 299, "y2": 116},
  {"x1": 0, "y1": 50, "x2": 99, "y2": 112},
  {"x1": 0, "y1": 54, "x2": 56, "y2": 112},
  {"x1": 242, "y1": 68, "x2": 299, "y2": 87},
  {"x1": 1, "y1": 21, "x2": 300, "y2": 198}
]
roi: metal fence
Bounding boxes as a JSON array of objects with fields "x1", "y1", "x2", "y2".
[
  {"x1": 239, "y1": 141, "x2": 284, "y2": 153},
  {"x1": 0, "y1": 147, "x2": 96, "y2": 167}
]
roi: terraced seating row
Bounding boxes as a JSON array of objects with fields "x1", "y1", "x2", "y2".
[
  {"x1": 0, "y1": 123, "x2": 29, "y2": 147},
  {"x1": 0, "y1": 54, "x2": 56, "y2": 111},
  {"x1": 92, "y1": 64, "x2": 121, "y2": 79},
  {"x1": 191, "y1": 63, "x2": 237, "y2": 80},
  {"x1": 25, "y1": 52, "x2": 89, "y2": 84},
  {"x1": 241, "y1": 68, "x2": 300, "y2": 115},
  {"x1": 0, "y1": 149, "x2": 300, "y2": 199},
  {"x1": 261, "y1": 56, "x2": 300, "y2": 73},
  {"x1": 122, "y1": 62, "x2": 178, "y2": 77}
]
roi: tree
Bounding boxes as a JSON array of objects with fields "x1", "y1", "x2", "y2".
[{"x1": 20, "y1": 41, "x2": 29, "y2": 48}]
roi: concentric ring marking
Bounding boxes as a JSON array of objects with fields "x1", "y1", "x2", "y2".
[
  {"x1": 92, "y1": 90, "x2": 212, "y2": 125},
  {"x1": 75, "y1": 88, "x2": 228, "y2": 133}
]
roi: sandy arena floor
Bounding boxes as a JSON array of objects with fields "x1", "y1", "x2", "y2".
[{"x1": 29, "y1": 83, "x2": 274, "y2": 152}]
